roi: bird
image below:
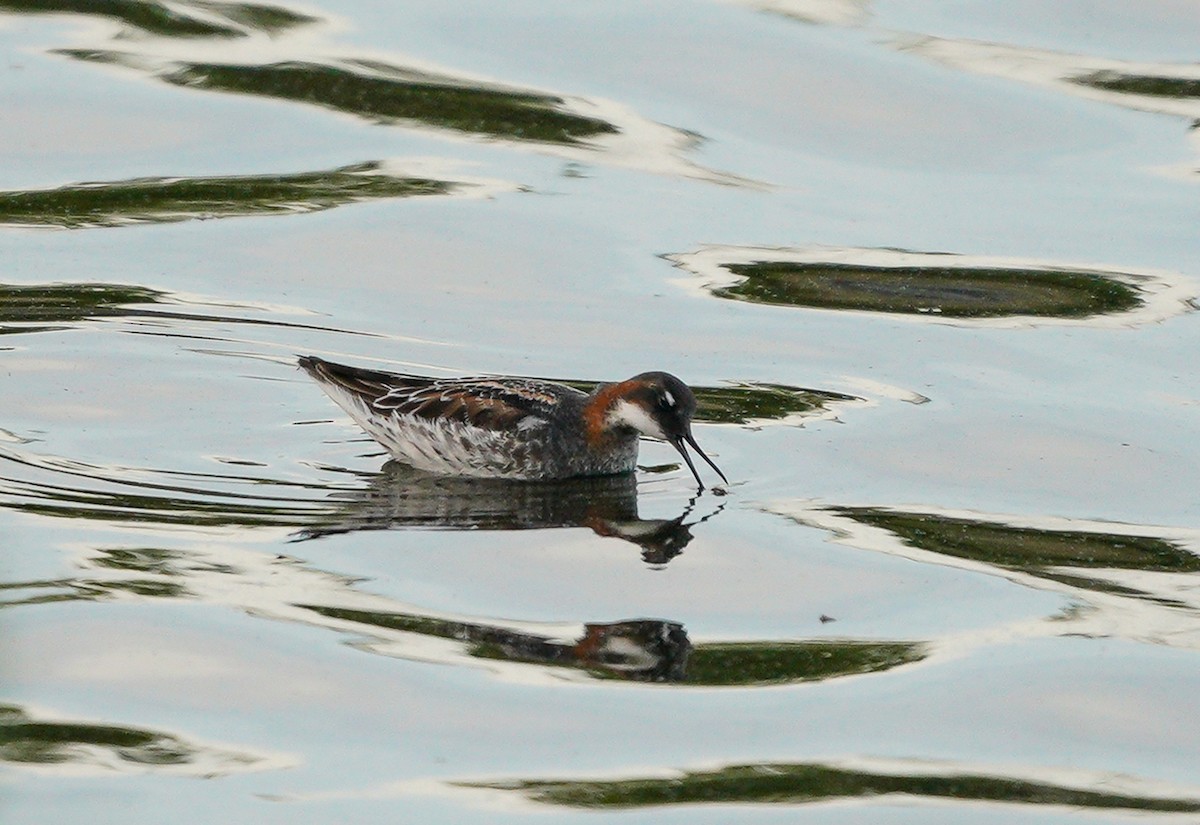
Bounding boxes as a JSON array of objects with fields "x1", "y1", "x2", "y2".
[{"x1": 298, "y1": 356, "x2": 727, "y2": 490}]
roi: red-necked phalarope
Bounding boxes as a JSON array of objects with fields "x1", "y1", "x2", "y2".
[{"x1": 299, "y1": 356, "x2": 727, "y2": 490}]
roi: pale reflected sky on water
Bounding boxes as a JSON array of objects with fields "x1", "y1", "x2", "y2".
[{"x1": 3, "y1": 1, "x2": 1200, "y2": 822}]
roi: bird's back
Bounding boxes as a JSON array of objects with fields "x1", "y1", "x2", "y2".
[{"x1": 299, "y1": 356, "x2": 638, "y2": 479}]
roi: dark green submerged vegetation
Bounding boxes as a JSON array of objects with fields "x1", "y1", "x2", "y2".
[
  {"x1": 1, "y1": 703, "x2": 190, "y2": 766},
  {"x1": 0, "y1": 162, "x2": 454, "y2": 229},
  {"x1": 559, "y1": 379, "x2": 858, "y2": 425},
  {"x1": 60, "y1": 50, "x2": 619, "y2": 145},
  {"x1": 680, "y1": 639, "x2": 922, "y2": 686},
  {"x1": 834, "y1": 508, "x2": 1200, "y2": 573},
  {"x1": 712, "y1": 261, "x2": 1143, "y2": 319},
  {"x1": 0, "y1": 282, "x2": 162, "y2": 330},
  {"x1": 0, "y1": 280, "x2": 376, "y2": 337},
  {"x1": 471, "y1": 761, "x2": 1200, "y2": 812},
  {"x1": 832, "y1": 507, "x2": 1200, "y2": 607},
  {"x1": 0, "y1": 0, "x2": 315, "y2": 38},
  {"x1": 1074, "y1": 70, "x2": 1200, "y2": 100},
  {"x1": 692, "y1": 382, "x2": 858, "y2": 424},
  {"x1": 0, "y1": 703, "x2": 273, "y2": 773}
]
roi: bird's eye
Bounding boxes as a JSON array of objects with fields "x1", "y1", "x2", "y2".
[{"x1": 660, "y1": 389, "x2": 676, "y2": 409}]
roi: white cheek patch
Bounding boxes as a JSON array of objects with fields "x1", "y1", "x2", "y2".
[
  {"x1": 609, "y1": 399, "x2": 668, "y2": 440},
  {"x1": 663, "y1": 390, "x2": 675, "y2": 407}
]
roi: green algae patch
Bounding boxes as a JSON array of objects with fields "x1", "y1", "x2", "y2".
[
  {"x1": 0, "y1": 0, "x2": 316, "y2": 38},
  {"x1": 0, "y1": 283, "x2": 163, "y2": 327},
  {"x1": 472, "y1": 762, "x2": 1200, "y2": 812},
  {"x1": 559, "y1": 379, "x2": 858, "y2": 425},
  {"x1": 0, "y1": 707, "x2": 193, "y2": 766},
  {"x1": 0, "y1": 703, "x2": 278, "y2": 773},
  {"x1": 833, "y1": 507, "x2": 1200, "y2": 573},
  {"x1": 55, "y1": 50, "x2": 621, "y2": 145},
  {"x1": 692, "y1": 382, "x2": 858, "y2": 424},
  {"x1": 160, "y1": 60, "x2": 618, "y2": 143},
  {"x1": 0, "y1": 162, "x2": 455, "y2": 229},
  {"x1": 682, "y1": 639, "x2": 923, "y2": 686},
  {"x1": 1074, "y1": 70, "x2": 1200, "y2": 100},
  {"x1": 714, "y1": 261, "x2": 1142, "y2": 319}
]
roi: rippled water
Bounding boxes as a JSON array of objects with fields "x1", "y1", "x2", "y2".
[{"x1": 4, "y1": 1, "x2": 1200, "y2": 822}]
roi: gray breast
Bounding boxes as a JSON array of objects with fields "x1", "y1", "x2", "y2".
[{"x1": 517, "y1": 409, "x2": 641, "y2": 480}]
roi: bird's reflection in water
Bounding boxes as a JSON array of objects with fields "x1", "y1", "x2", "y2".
[
  {"x1": 295, "y1": 461, "x2": 722, "y2": 566},
  {"x1": 302, "y1": 601, "x2": 692, "y2": 682},
  {"x1": 460, "y1": 616, "x2": 691, "y2": 682},
  {"x1": 568, "y1": 620, "x2": 690, "y2": 681}
]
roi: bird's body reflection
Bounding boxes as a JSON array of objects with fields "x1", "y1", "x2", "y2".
[
  {"x1": 568, "y1": 620, "x2": 690, "y2": 680},
  {"x1": 302, "y1": 601, "x2": 692, "y2": 683},
  {"x1": 482, "y1": 618, "x2": 693, "y2": 682},
  {"x1": 296, "y1": 461, "x2": 720, "y2": 565}
]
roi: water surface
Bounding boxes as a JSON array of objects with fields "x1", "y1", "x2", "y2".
[{"x1": 3, "y1": 1, "x2": 1200, "y2": 823}]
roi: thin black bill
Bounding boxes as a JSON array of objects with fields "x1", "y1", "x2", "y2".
[{"x1": 673, "y1": 432, "x2": 728, "y2": 490}]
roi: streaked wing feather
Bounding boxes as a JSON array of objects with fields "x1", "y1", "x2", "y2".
[
  {"x1": 374, "y1": 379, "x2": 570, "y2": 429},
  {"x1": 300, "y1": 357, "x2": 578, "y2": 432}
]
